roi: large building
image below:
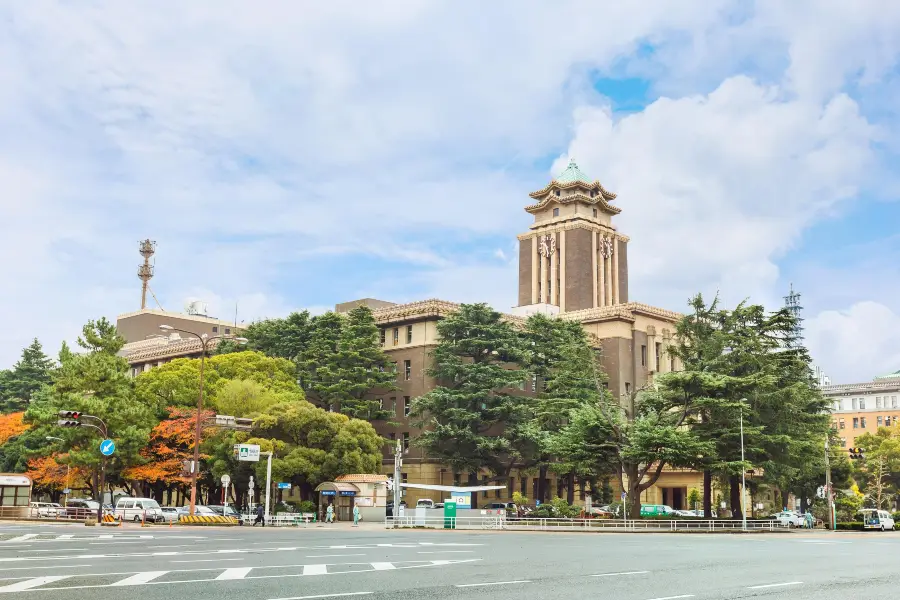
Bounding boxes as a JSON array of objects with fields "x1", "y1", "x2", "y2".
[{"x1": 823, "y1": 371, "x2": 900, "y2": 449}]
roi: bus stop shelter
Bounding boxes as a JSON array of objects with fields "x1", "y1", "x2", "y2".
[{"x1": 314, "y1": 481, "x2": 360, "y2": 522}]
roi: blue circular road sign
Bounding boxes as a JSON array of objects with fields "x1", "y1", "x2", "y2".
[{"x1": 99, "y1": 439, "x2": 116, "y2": 456}]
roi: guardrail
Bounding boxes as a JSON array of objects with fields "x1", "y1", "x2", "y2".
[{"x1": 385, "y1": 516, "x2": 789, "y2": 531}]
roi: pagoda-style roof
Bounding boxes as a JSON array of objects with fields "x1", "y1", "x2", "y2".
[{"x1": 526, "y1": 159, "x2": 619, "y2": 215}]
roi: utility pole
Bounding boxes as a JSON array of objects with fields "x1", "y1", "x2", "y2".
[
  {"x1": 392, "y1": 439, "x2": 402, "y2": 529},
  {"x1": 740, "y1": 401, "x2": 747, "y2": 532},
  {"x1": 824, "y1": 435, "x2": 835, "y2": 531}
]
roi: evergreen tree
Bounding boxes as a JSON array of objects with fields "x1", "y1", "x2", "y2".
[
  {"x1": 410, "y1": 303, "x2": 529, "y2": 508},
  {"x1": 298, "y1": 311, "x2": 345, "y2": 408},
  {"x1": 243, "y1": 311, "x2": 313, "y2": 361},
  {"x1": 2, "y1": 339, "x2": 55, "y2": 412},
  {"x1": 58, "y1": 341, "x2": 75, "y2": 366}
]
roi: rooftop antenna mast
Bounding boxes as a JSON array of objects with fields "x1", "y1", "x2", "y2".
[
  {"x1": 138, "y1": 239, "x2": 157, "y2": 309},
  {"x1": 783, "y1": 283, "x2": 804, "y2": 348}
]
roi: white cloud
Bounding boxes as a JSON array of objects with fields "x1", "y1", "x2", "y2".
[{"x1": 805, "y1": 302, "x2": 900, "y2": 383}]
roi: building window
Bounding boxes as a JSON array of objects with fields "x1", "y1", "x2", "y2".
[
  {"x1": 878, "y1": 416, "x2": 884, "y2": 427},
  {"x1": 852, "y1": 398, "x2": 858, "y2": 410},
  {"x1": 861, "y1": 417, "x2": 867, "y2": 428},
  {"x1": 393, "y1": 328, "x2": 399, "y2": 346},
  {"x1": 388, "y1": 432, "x2": 395, "y2": 441},
  {"x1": 380, "y1": 329, "x2": 386, "y2": 345},
  {"x1": 893, "y1": 396, "x2": 898, "y2": 408},
  {"x1": 670, "y1": 357, "x2": 676, "y2": 371},
  {"x1": 225, "y1": 328, "x2": 231, "y2": 334},
  {"x1": 406, "y1": 325, "x2": 413, "y2": 344},
  {"x1": 555, "y1": 189, "x2": 560, "y2": 197},
  {"x1": 625, "y1": 382, "x2": 632, "y2": 395},
  {"x1": 404, "y1": 396, "x2": 411, "y2": 416},
  {"x1": 531, "y1": 374, "x2": 537, "y2": 392},
  {"x1": 877, "y1": 396, "x2": 883, "y2": 408},
  {"x1": 553, "y1": 208, "x2": 560, "y2": 217},
  {"x1": 839, "y1": 418, "x2": 845, "y2": 429},
  {"x1": 592, "y1": 208, "x2": 598, "y2": 218},
  {"x1": 853, "y1": 418, "x2": 859, "y2": 428},
  {"x1": 655, "y1": 343, "x2": 662, "y2": 369},
  {"x1": 390, "y1": 397, "x2": 396, "y2": 415},
  {"x1": 212, "y1": 326, "x2": 218, "y2": 333},
  {"x1": 402, "y1": 432, "x2": 410, "y2": 451},
  {"x1": 840, "y1": 438, "x2": 846, "y2": 448},
  {"x1": 641, "y1": 345, "x2": 647, "y2": 367},
  {"x1": 404, "y1": 360, "x2": 412, "y2": 380},
  {"x1": 860, "y1": 398, "x2": 866, "y2": 410}
]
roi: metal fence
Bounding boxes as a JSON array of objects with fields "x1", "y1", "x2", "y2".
[{"x1": 384, "y1": 516, "x2": 789, "y2": 532}]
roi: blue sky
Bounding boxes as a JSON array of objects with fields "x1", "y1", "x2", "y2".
[{"x1": 1, "y1": 1, "x2": 899, "y2": 383}]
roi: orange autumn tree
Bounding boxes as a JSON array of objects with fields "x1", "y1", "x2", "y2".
[
  {"x1": 0, "y1": 412, "x2": 29, "y2": 445},
  {"x1": 26, "y1": 455, "x2": 89, "y2": 492},
  {"x1": 123, "y1": 407, "x2": 214, "y2": 485}
]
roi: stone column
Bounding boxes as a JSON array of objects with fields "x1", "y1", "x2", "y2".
[
  {"x1": 598, "y1": 240, "x2": 606, "y2": 307},
  {"x1": 605, "y1": 242, "x2": 613, "y2": 306},
  {"x1": 531, "y1": 236, "x2": 538, "y2": 304},
  {"x1": 613, "y1": 235, "x2": 620, "y2": 304},
  {"x1": 539, "y1": 245, "x2": 547, "y2": 304},
  {"x1": 559, "y1": 230, "x2": 566, "y2": 311},
  {"x1": 591, "y1": 230, "x2": 598, "y2": 308},
  {"x1": 550, "y1": 236, "x2": 558, "y2": 306}
]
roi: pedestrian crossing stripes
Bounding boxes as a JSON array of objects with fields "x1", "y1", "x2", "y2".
[
  {"x1": 0, "y1": 559, "x2": 478, "y2": 592},
  {"x1": 0, "y1": 534, "x2": 206, "y2": 543}
]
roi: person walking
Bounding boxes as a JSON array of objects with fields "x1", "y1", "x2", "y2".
[
  {"x1": 325, "y1": 503, "x2": 334, "y2": 524},
  {"x1": 254, "y1": 504, "x2": 265, "y2": 527},
  {"x1": 353, "y1": 504, "x2": 360, "y2": 527}
]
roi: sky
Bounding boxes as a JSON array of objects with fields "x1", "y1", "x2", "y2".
[{"x1": 1, "y1": 1, "x2": 899, "y2": 383}]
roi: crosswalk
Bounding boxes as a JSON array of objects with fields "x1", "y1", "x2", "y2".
[
  {"x1": 0, "y1": 559, "x2": 478, "y2": 592},
  {"x1": 0, "y1": 534, "x2": 205, "y2": 543}
]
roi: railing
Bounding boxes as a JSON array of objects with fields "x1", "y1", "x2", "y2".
[{"x1": 385, "y1": 516, "x2": 789, "y2": 531}]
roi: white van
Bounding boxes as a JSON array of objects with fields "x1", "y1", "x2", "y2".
[
  {"x1": 115, "y1": 497, "x2": 164, "y2": 523},
  {"x1": 859, "y1": 509, "x2": 895, "y2": 531}
]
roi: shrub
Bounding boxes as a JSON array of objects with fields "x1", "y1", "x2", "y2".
[
  {"x1": 835, "y1": 522, "x2": 864, "y2": 531},
  {"x1": 298, "y1": 500, "x2": 316, "y2": 514},
  {"x1": 891, "y1": 512, "x2": 900, "y2": 522}
]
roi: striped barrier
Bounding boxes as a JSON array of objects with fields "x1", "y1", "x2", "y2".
[
  {"x1": 100, "y1": 514, "x2": 121, "y2": 526},
  {"x1": 178, "y1": 515, "x2": 239, "y2": 526}
]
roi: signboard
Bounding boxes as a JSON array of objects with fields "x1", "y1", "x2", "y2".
[
  {"x1": 339, "y1": 490, "x2": 356, "y2": 496},
  {"x1": 62, "y1": 488, "x2": 71, "y2": 495},
  {"x1": 99, "y1": 439, "x2": 116, "y2": 456},
  {"x1": 0, "y1": 476, "x2": 30, "y2": 486},
  {"x1": 237, "y1": 444, "x2": 261, "y2": 462},
  {"x1": 449, "y1": 490, "x2": 471, "y2": 509},
  {"x1": 443, "y1": 501, "x2": 457, "y2": 530},
  {"x1": 320, "y1": 490, "x2": 336, "y2": 496},
  {"x1": 355, "y1": 498, "x2": 374, "y2": 507},
  {"x1": 277, "y1": 483, "x2": 291, "y2": 489}
]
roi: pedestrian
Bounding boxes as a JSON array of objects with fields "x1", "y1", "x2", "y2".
[
  {"x1": 325, "y1": 503, "x2": 334, "y2": 524},
  {"x1": 254, "y1": 504, "x2": 265, "y2": 527},
  {"x1": 805, "y1": 511, "x2": 814, "y2": 529},
  {"x1": 353, "y1": 504, "x2": 360, "y2": 527}
]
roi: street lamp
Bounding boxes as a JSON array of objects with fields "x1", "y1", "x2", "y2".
[
  {"x1": 739, "y1": 398, "x2": 748, "y2": 532},
  {"x1": 159, "y1": 324, "x2": 247, "y2": 515},
  {"x1": 46, "y1": 436, "x2": 71, "y2": 506}
]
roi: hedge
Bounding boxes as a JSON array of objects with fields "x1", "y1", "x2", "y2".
[{"x1": 835, "y1": 522, "x2": 864, "y2": 530}]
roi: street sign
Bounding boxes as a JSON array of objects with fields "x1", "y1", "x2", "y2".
[
  {"x1": 221, "y1": 474, "x2": 231, "y2": 485},
  {"x1": 277, "y1": 482, "x2": 291, "y2": 489},
  {"x1": 62, "y1": 488, "x2": 71, "y2": 494},
  {"x1": 443, "y1": 501, "x2": 457, "y2": 529},
  {"x1": 237, "y1": 444, "x2": 260, "y2": 462},
  {"x1": 99, "y1": 439, "x2": 115, "y2": 456}
]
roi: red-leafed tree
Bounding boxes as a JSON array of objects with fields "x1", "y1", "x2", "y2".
[
  {"x1": 123, "y1": 407, "x2": 214, "y2": 500},
  {"x1": 26, "y1": 454, "x2": 89, "y2": 502}
]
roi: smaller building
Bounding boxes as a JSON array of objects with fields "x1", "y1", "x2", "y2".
[
  {"x1": 315, "y1": 474, "x2": 388, "y2": 522},
  {"x1": 822, "y1": 371, "x2": 900, "y2": 449}
]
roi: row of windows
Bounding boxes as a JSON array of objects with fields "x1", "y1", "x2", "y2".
[
  {"x1": 835, "y1": 395, "x2": 900, "y2": 411},
  {"x1": 211, "y1": 326, "x2": 232, "y2": 335},
  {"x1": 380, "y1": 326, "x2": 414, "y2": 346},
  {"x1": 387, "y1": 431, "x2": 410, "y2": 450},
  {"x1": 639, "y1": 342, "x2": 672, "y2": 371},
  {"x1": 381, "y1": 396, "x2": 412, "y2": 417},
  {"x1": 836, "y1": 415, "x2": 900, "y2": 429}
]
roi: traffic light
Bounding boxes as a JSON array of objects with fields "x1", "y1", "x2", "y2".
[
  {"x1": 57, "y1": 410, "x2": 82, "y2": 427},
  {"x1": 849, "y1": 447, "x2": 866, "y2": 459}
]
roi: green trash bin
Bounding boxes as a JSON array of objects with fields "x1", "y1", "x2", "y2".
[{"x1": 444, "y1": 502, "x2": 457, "y2": 529}]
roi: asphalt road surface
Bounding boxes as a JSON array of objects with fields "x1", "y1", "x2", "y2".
[{"x1": 0, "y1": 521, "x2": 897, "y2": 599}]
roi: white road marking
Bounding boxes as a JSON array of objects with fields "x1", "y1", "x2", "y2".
[
  {"x1": 590, "y1": 571, "x2": 650, "y2": 577},
  {"x1": 215, "y1": 567, "x2": 253, "y2": 580},
  {"x1": 170, "y1": 559, "x2": 245, "y2": 563},
  {"x1": 0, "y1": 576, "x2": 70, "y2": 592},
  {"x1": 269, "y1": 593, "x2": 372, "y2": 600},
  {"x1": 6, "y1": 535, "x2": 38, "y2": 543},
  {"x1": 748, "y1": 581, "x2": 803, "y2": 589},
  {"x1": 150, "y1": 545, "x2": 191, "y2": 548},
  {"x1": 303, "y1": 564, "x2": 328, "y2": 575},
  {"x1": 644, "y1": 596, "x2": 695, "y2": 600},
  {"x1": 416, "y1": 551, "x2": 473, "y2": 554},
  {"x1": 305, "y1": 554, "x2": 366, "y2": 558},
  {"x1": 110, "y1": 571, "x2": 169, "y2": 586},
  {"x1": 57, "y1": 535, "x2": 74, "y2": 539},
  {"x1": 0, "y1": 565, "x2": 91, "y2": 573},
  {"x1": 370, "y1": 562, "x2": 396, "y2": 570},
  {"x1": 456, "y1": 580, "x2": 531, "y2": 588},
  {"x1": 20, "y1": 549, "x2": 86, "y2": 553}
]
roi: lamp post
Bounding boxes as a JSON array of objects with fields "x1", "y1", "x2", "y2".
[
  {"x1": 159, "y1": 324, "x2": 247, "y2": 516},
  {"x1": 46, "y1": 436, "x2": 70, "y2": 506},
  {"x1": 739, "y1": 398, "x2": 748, "y2": 532}
]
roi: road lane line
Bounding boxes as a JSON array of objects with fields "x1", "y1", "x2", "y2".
[
  {"x1": 269, "y1": 593, "x2": 372, "y2": 600},
  {"x1": 0, "y1": 565, "x2": 91, "y2": 573},
  {"x1": 305, "y1": 554, "x2": 366, "y2": 558},
  {"x1": 216, "y1": 567, "x2": 253, "y2": 580},
  {"x1": 590, "y1": 571, "x2": 650, "y2": 577},
  {"x1": 456, "y1": 580, "x2": 531, "y2": 588},
  {"x1": 644, "y1": 596, "x2": 695, "y2": 600},
  {"x1": 416, "y1": 551, "x2": 473, "y2": 554},
  {"x1": 303, "y1": 564, "x2": 328, "y2": 575},
  {"x1": 370, "y1": 562, "x2": 396, "y2": 570},
  {"x1": 748, "y1": 582, "x2": 803, "y2": 589},
  {"x1": 6, "y1": 535, "x2": 38, "y2": 543},
  {"x1": 110, "y1": 571, "x2": 169, "y2": 586},
  {"x1": 170, "y1": 559, "x2": 245, "y2": 563},
  {"x1": 0, "y1": 576, "x2": 70, "y2": 592}
]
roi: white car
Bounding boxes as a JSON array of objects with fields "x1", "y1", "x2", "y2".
[
  {"x1": 159, "y1": 507, "x2": 180, "y2": 523},
  {"x1": 115, "y1": 497, "x2": 165, "y2": 523},
  {"x1": 28, "y1": 502, "x2": 59, "y2": 518},
  {"x1": 771, "y1": 511, "x2": 804, "y2": 528},
  {"x1": 859, "y1": 509, "x2": 895, "y2": 531}
]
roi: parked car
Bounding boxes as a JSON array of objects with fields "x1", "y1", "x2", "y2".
[
  {"x1": 416, "y1": 499, "x2": 435, "y2": 509},
  {"x1": 640, "y1": 504, "x2": 676, "y2": 517},
  {"x1": 28, "y1": 502, "x2": 59, "y2": 518},
  {"x1": 176, "y1": 505, "x2": 219, "y2": 518},
  {"x1": 589, "y1": 506, "x2": 613, "y2": 518},
  {"x1": 159, "y1": 507, "x2": 180, "y2": 523},
  {"x1": 859, "y1": 509, "x2": 895, "y2": 531},
  {"x1": 770, "y1": 511, "x2": 804, "y2": 528},
  {"x1": 207, "y1": 504, "x2": 245, "y2": 525},
  {"x1": 63, "y1": 499, "x2": 103, "y2": 519},
  {"x1": 115, "y1": 497, "x2": 165, "y2": 523}
]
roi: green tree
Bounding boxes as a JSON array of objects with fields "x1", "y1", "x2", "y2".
[
  {"x1": 306, "y1": 306, "x2": 397, "y2": 419},
  {"x1": 1, "y1": 339, "x2": 55, "y2": 412},
  {"x1": 298, "y1": 311, "x2": 344, "y2": 404},
  {"x1": 410, "y1": 303, "x2": 529, "y2": 508},
  {"x1": 214, "y1": 379, "x2": 285, "y2": 418},
  {"x1": 855, "y1": 428, "x2": 900, "y2": 509},
  {"x1": 244, "y1": 311, "x2": 313, "y2": 361}
]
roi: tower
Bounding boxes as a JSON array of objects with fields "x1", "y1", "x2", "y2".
[
  {"x1": 783, "y1": 283, "x2": 804, "y2": 348},
  {"x1": 138, "y1": 239, "x2": 157, "y2": 309},
  {"x1": 517, "y1": 159, "x2": 628, "y2": 313}
]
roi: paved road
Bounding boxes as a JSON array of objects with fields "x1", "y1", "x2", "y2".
[{"x1": 0, "y1": 521, "x2": 896, "y2": 599}]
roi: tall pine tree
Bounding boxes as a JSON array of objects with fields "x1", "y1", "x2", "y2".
[{"x1": 1, "y1": 339, "x2": 55, "y2": 413}]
